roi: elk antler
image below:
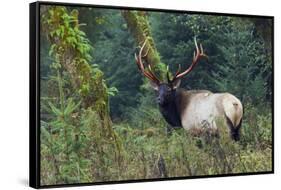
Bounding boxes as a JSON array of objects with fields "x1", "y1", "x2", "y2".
[
  {"x1": 135, "y1": 39, "x2": 161, "y2": 84},
  {"x1": 170, "y1": 37, "x2": 207, "y2": 82}
]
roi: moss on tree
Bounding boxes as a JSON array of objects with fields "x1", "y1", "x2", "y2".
[
  {"x1": 121, "y1": 10, "x2": 167, "y2": 81},
  {"x1": 40, "y1": 7, "x2": 124, "y2": 184}
]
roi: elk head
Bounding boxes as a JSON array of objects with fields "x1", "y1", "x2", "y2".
[{"x1": 135, "y1": 38, "x2": 207, "y2": 106}]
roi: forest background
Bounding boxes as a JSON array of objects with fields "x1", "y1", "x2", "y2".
[{"x1": 39, "y1": 5, "x2": 273, "y2": 186}]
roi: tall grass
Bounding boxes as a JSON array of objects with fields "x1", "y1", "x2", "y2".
[{"x1": 41, "y1": 101, "x2": 272, "y2": 185}]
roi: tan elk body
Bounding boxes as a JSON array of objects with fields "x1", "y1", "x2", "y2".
[
  {"x1": 135, "y1": 38, "x2": 243, "y2": 140},
  {"x1": 176, "y1": 90, "x2": 243, "y2": 135}
]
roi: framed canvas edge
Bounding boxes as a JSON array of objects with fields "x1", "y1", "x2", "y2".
[
  {"x1": 29, "y1": 1, "x2": 275, "y2": 189},
  {"x1": 36, "y1": 0, "x2": 274, "y2": 18},
  {"x1": 271, "y1": 16, "x2": 275, "y2": 175},
  {"x1": 30, "y1": 1, "x2": 41, "y2": 189}
]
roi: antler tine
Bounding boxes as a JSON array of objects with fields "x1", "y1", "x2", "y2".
[
  {"x1": 166, "y1": 65, "x2": 171, "y2": 82},
  {"x1": 148, "y1": 64, "x2": 153, "y2": 72},
  {"x1": 200, "y1": 43, "x2": 204, "y2": 55},
  {"x1": 134, "y1": 39, "x2": 160, "y2": 84},
  {"x1": 135, "y1": 39, "x2": 156, "y2": 81},
  {"x1": 135, "y1": 52, "x2": 155, "y2": 81},
  {"x1": 174, "y1": 64, "x2": 181, "y2": 76},
  {"x1": 134, "y1": 39, "x2": 147, "y2": 71},
  {"x1": 168, "y1": 64, "x2": 182, "y2": 82},
  {"x1": 193, "y1": 51, "x2": 196, "y2": 60},
  {"x1": 140, "y1": 39, "x2": 161, "y2": 83},
  {"x1": 142, "y1": 47, "x2": 150, "y2": 57},
  {"x1": 172, "y1": 37, "x2": 207, "y2": 80},
  {"x1": 194, "y1": 36, "x2": 200, "y2": 55},
  {"x1": 147, "y1": 62, "x2": 161, "y2": 83}
]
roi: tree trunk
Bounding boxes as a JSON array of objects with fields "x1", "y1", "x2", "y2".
[
  {"x1": 121, "y1": 10, "x2": 167, "y2": 81},
  {"x1": 41, "y1": 6, "x2": 123, "y2": 171}
]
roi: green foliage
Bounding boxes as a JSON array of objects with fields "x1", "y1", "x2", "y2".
[
  {"x1": 150, "y1": 13, "x2": 272, "y2": 105},
  {"x1": 111, "y1": 105, "x2": 272, "y2": 178},
  {"x1": 107, "y1": 86, "x2": 119, "y2": 97},
  {"x1": 42, "y1": 6, "x2": 92, "y2": 96},
  {"x1": 41, "y1": 98, "x2": 272, "y2": 184},
  {"x1": 40, "y1": 6, "x2": 123, "y2": 185},
  {"x1": 41, "y1": 70, "x2": 92, "y2": 184}
]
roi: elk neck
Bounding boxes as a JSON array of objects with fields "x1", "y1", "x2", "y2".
[{"x1": 158, "y1": 90, "x2": 182, "y2": 127}]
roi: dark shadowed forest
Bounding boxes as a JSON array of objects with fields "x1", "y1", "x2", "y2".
[{"x1": 39, "y1": 5, "x2": 273, "y2": 186}]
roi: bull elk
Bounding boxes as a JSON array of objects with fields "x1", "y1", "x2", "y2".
[{"x1": 134, "y1": 38, "x2": 243, "y2": 141}]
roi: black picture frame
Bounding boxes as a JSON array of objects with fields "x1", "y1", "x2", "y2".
[{"x1": 30, "y1": 1, "x2": 274, "y2": 189}]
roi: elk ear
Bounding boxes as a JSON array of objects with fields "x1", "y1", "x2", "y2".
[
  {"x1": 150, "y1": 81, "x2": 159, "y2": 91},
  {"x1": 172, "y1": 78, "x2": 181, "y2": 89}
]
